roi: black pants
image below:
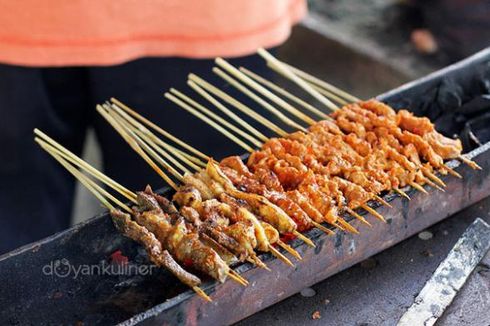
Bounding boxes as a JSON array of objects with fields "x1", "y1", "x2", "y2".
[{"x1": 0, "y1": 54, "x2": 275, "y2": 254}]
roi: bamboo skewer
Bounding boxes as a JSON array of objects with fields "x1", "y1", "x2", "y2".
[
  {"x1": 229, "y1": 270, "x2": 249, "y2": 285},
  {"x1": 311, "y1": 221, "x2": 335, "y2": 235},
  {"x1": 110, "y1": 104, "x2": 205, "y2": 172},
  {"x1": 257, "y1": 48, "x2": 339, "y2": 112},
  {"x1": 276, "y1": 240, "x2": 302, "y2": 261},
  {"x1": 361, "y1": 204, "x2": 386, "y2": 223},
  {"x1": 165, "y1": 92, "x2": 255, "y2": 153},
  {"x1": 408, "y1": 181, "x2": 429, "y2": 195},
  {"x1": 293, "y1": 231, "x2": 316, "y2": 247},
  {"x1": 228, "y1": 270, "x2": 249, "y2": 285},
  {"x1": 36, "y1": 133, "x2": 213, "y2": 302},
  {"x1": 344, "y1": 207, "x2": 372, "y2": 227},
  {"x1": 423, "y1": 177, "x2": 445, "y2": 192},
  {"x1": 374, "y1": 195, "x2": 392, "y2": 208},
  {"x1": 97, "y1": 105, "x2": 179, "y2": 191},
  {"x1": 277, "y1": 61, "x2": 361, "y2": 103},
  {"x1": 36, "y1": 139, "x2": 133, "y2": 213},
  {"x1": 394, "y1": 188, "x2": 411, "y2": 200},
  {"x1": 336, "y1": 218, "x2": 360, "y2": 234},
  {"x1": 192, "y1": 287, "x2": 212, "y2": 302},
  {"x1": 105, "y1": 108, "x2": 277, "y2": 271},
  {"x1": 443, "y1": 166, "x2": 463, "y2": 178},
  {"x1": 185, "y1": 81, "x2": 269, "y2": 142},
  {"x1": 212, "y1": 67, "x2": 307, "y2": 132},
  {"x1": 215, "y1": 57, "x2": 316, "y2": 126},
  {"x1": 188, "y1": 74, "x2": 288, "y2": 137},
  {"x1": 170, "y1": 87, "x2": 263, "y2": 148},
  {"x1": 240, "y1": 67, "x2": 329, "y2": 120},
  {"x1": 34, "y1": 128, "x2": 138, "y2": 203},
  {"x1": 458, "y1": 155, "x2": 482, "y2": 170},
  {"x1": 307, "y1": 83, "x2": 349, "y2": 105},
  {"x1": 261, "y1": 53, "x2": 481, "y2": 172},
  {"x1": 111, "y1": 98, "x2": 210, "y2": 161},
  {"x1": 268, "y1": 245, "x2": 295, "y2": 267},
  {"x1": 108, "y1": 106, "x2": 185, "y2": 182}
]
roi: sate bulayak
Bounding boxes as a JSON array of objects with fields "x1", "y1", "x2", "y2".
[{"x1": 86, "y1": 99, "x2": 466, "y2": 298}]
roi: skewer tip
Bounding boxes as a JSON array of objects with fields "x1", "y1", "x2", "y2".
[{"x1": 292, "y1": 231, "x2": 316, "y2": 248}]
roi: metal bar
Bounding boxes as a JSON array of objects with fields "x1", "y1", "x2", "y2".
[{"x1": 398, "y1": 218, "x2": 490, "y2": 326}]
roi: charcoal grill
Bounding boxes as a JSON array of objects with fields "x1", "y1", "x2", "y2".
[{"x1": 1, "y1": 48, "x2": 490, "y2": 326}]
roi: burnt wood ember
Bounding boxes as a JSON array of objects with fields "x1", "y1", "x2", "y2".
[{"x1": 0, "y1": 48, "x2": 490, "y2": 325}]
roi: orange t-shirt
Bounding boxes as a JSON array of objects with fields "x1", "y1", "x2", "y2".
[{"x1": 0, "y1": 0, "x2": 306, "y2": 67}]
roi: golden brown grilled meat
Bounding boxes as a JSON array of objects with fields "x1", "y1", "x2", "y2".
[
  {"x1": 134, "y1": 192, "x2": 229, "y2": 283},
  {"x1": 110, "y1": 209, "x2": 201, "y2": 288}
]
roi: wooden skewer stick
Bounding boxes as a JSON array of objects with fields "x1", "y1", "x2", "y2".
[
  {"x1": 111, "y1": 106, "x2": 192, "y2": 175},
  {"x1": 394, "y1": 188, "x2": 411, "y2": 200},
  {"x1": 422, "y1": 169, "x2": 446, "y2": 188},
  {"x1": 36, "y1": 134, "x2": 210, "y2": 303},
  {"x1": 185, "y1": 81, "x2": 269, "y2": 142},
  {"x1": 110, "y1": 98, "x2": 210, "y2": 162},
  {"x1": 215, "y1": 57, "x2": 316, "y2": 126},
  {"x1": 307, "y1": 83, "x2": 349, "y2": 105},
  {"x1": 37, "y1": 141, "x2": 113, "y2": 211},
  {"x1": 374, "y1": 195, "x2": 392, "y2": 208},
  {"x1": 192, "y1": 286, "x2": 212, "y2": 302},
  {"x1": 188, "y1": 74, "x2": 288, "y2": 137},
  {"x1": 97, "y1": 105, "x2": 179, "y2": 191},
  {"x1": 170, "y1": 86, "x2": 263, "y2": 147},
  {"x1": 34, "y1": 128, "x2": 137, "y2": 203},
  {"x1": 423, "y1": 177, "x2": 445, "y2": 192},
  {"x1": 276, "y1": 240, "x2": 302, "y2": 261},
  {"x1": 409, "y1": 181, "x2": 429, "y2": 195},
  {"x1": 292, "y1": 230, "x2": 316, "y2": 247},
  {"x1": 278, "y1": 61, "x2": 361, "y2": 103},
  {"x1": 107, "y1": 106, "x2": 184, "y2": 182},
  {"x1": 257, "y1": 48, "x2": 339, "y2": 112},
  {"x1": 311, "y1": 221, "x2": 335, "y2": 235},
  {"x1": 227, "y1": 270, "x2": 248, "y2": 286},
  {"x1": 36, "y1": 139, "x2": 133, "y2": 213},
  {"x1": 229, "y1": 269, "x2": 249, "y2": 285},
  {"x1": 344, "y1": 207, "x2": 372, "y2": 227},
  {"x1": 442, "y1": 165, "x2": 462, "y2": 179},
  {"x1": 336, "y1": 217, "x2": 360, "y2": 234},
  {"x1": 361, "y1": 204, "x2": 386, "y2": 223},
  {"x1": 458, "y1": 155, "x2": 482, "y2": 170},
  {"x1": 110, "y1": 104, "x2": 205, "y2": 171},
  {"x1": 240, "y1": 67, "x2": 329, "y2": 120},
  {"x1": 248, "y1": 256, "x2": 271, "y2": 271},
  {"x1": 212, "y1": 67, "x2": 307, "y2": 132},
  {"x1": 165, "y1": 92, "x2": 255, "y2": 153},
  {"x1": 268, "y1": 245, "x2": 295, "y2": 267}
]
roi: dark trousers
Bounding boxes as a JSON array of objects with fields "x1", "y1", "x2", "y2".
[{"x1": 0, "y1": 54, "x2": 274, "y2": 254}]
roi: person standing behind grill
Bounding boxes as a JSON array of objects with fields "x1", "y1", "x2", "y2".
[{"x1": 0, "y1": 0, "x2": 306, "y2": 253}]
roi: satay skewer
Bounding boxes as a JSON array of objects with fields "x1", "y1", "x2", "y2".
[
  {"x1": 211, "y1": 67, "x2": 307, "y2": 131},
  {"x1": 166, "y1": 86, "x2": 389, "y2": 219},
  {"x1": 239, "y1": 67, "x2": 330, "y2": 119},
  {"x1": 35, "y1": 135, "x2": 214, "y2": 301},
  {"x1": 103, "y1": 107, "x2": 282, "y2": 270},
  {"x1": 106, "y1": 101, "x2": 302, "y2": 264},
  {"x1": 258, "y1": 52, "x2": 481, "y2": 171},
  {"x1": 188, "y1": 73, "x2": 288, "y2": 137},
  {"x1": 256, "y1": 48, "x2": 339, "y2": 112},
  {"x1": 215, "y1": 57, "x2": 317, "y2": 126},
  {"x1": 110, "y1": 97, "x2": 209, "y2": 162}
]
